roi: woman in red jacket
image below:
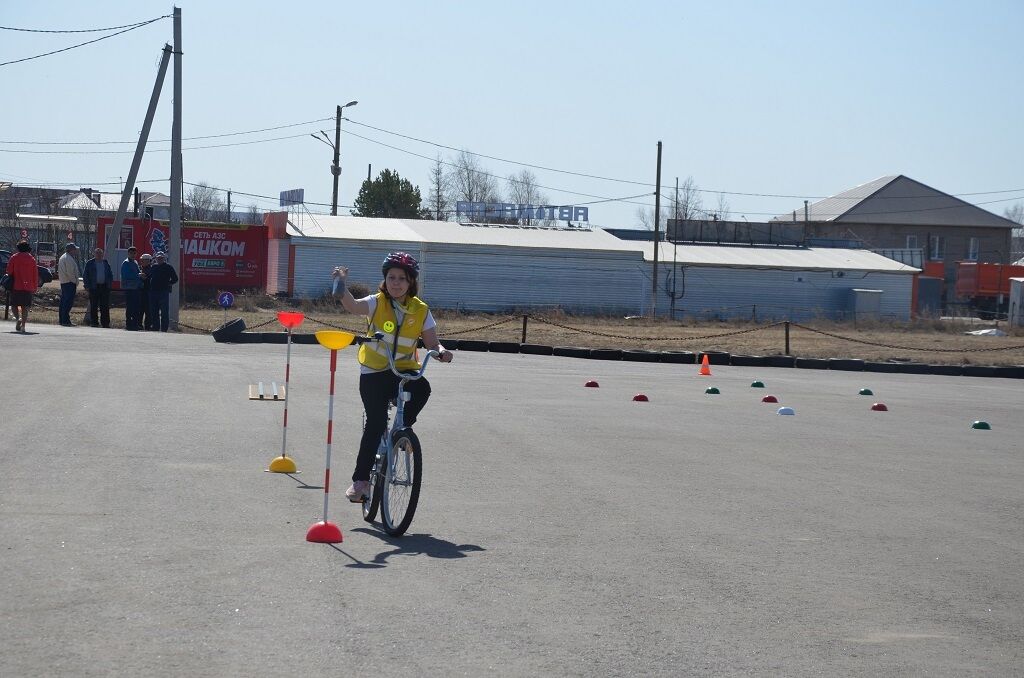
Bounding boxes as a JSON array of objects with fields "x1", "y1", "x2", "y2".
[{"x1": 8, "y1": 240, "x2": 39, "y2": 333}]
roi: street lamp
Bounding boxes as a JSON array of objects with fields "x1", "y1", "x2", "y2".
[{"x1": 310, "y1": 101, "x2": 358, "y2": 216}]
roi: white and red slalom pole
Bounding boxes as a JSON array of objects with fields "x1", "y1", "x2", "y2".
[
  {"x1": 268, "y1": 311, "x2": 304, "y2": 473},
  {"x1": 307, "y1": 330, "x2": 355, "y2": 544}
]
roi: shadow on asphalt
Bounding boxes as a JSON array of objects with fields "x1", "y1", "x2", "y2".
[
  {"x1": 334, "y1": 527, "x2": 485, "y2": 568},
  {"x1": 283, "y1": 472, "x2": 322, "y2": 490}
]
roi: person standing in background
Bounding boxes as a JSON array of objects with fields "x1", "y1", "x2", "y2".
[
  {"x1": 7, "y1": 240, "x2": 38, "y2": 333},
  {"x1": 148, "y1": 251, "x2": 178, "y2": 332},
  {"x1": 120, "y1": 246, "x2": 142, "y2": 331},
  {"x1": 138, "y1": 253, "x2": 154, "y2": 330},
  {"x1": 57, "y1": 242, "x2": 81, "y2": 327},
  {"x1": 83, "y1": 248, "x2": 113, "y2": 328}
]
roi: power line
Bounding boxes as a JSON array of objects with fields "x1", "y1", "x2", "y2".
[
  {"x1": 0, "y1": 16, "x2": 169, "y2": 67},
  {"x1": 0, "y1": 17, "x2": 167, "y2": 33},
  {"x1": 0, "y1": 117, "x2": 333, "y2": 146},
  {"x1": 342, "y1": 118, "x2": 1024, "y2": 200},
  {"x1": 0, "y1": 132, "x2": 313, "y2": 154},
  {"x1": 343, "y1": 128, "x2": 655, "y2": 208}
]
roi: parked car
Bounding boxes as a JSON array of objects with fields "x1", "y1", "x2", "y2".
[{"x1": 0, "y1": 248, "x2": 54, "y2": 288}]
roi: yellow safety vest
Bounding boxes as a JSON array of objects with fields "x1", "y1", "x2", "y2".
[{"x1": 358, "y1": 292, "x2": 429, "y2": 372}]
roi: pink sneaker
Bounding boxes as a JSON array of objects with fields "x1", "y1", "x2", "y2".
[{"x1": 345, "y1": 480, "x2": 370, "y2": 502}]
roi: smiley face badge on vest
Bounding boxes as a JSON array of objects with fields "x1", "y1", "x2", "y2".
[{"x1": 382, "y1": 320, "x2": 396, "y2": 333}]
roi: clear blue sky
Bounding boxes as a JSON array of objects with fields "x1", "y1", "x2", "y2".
[{"x1": 2, "y1": 1, "x2": 1022, "y2": 229}]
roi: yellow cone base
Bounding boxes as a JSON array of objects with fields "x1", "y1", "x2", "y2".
[{"x1": 267, "y1": 455, "x2": 297, "y2": 473}]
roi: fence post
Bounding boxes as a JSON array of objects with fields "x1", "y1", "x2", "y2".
[
  {"x1": 784, "y1": 321, "x2": 791, "y2": 355},
  {"x1": 521, "y1": 314, "x2": 528, "y2": 344}
]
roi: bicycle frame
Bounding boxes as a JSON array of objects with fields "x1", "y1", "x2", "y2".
[{"x1": 355, "y1": 332, "x2": 439, "y2": 525}]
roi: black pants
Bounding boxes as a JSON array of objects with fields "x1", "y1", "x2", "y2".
[
  {"x1": 354, "y1": 370, "x2": 431, "y2": 482},
  {"x1": 88, "y1": 285, "x2": 111, "y2": 327},
  {"x1": 141, "y1": 288, "x2": 153, "y2": 330}
]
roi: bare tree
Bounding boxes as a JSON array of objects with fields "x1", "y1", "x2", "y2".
[
  {"x1": 184, "y1": 182, "x2": 226, "y2": 222},
  {"x1": 426, "y1": 154, "x2": 450, "y2": 221},
  {"x1": 1005, "y1": 203, "x2": 1023, "y2": 224},
  {"x1": 712, "y1": 193, "x2": 731, "y2": 222},
  {"x1": 246, "y1": 204, "x2": 261, "y2": 225},
  {"x1": 637, "y1": 176, "x2": 703, "y2": 237},
  {"x1": 447, "y1": 150, "x2": 502, "y2": 221},
  {"x1": 506, "y1": 169, "x2": 548, "y2": 225}
]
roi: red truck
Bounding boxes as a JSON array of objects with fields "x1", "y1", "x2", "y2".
[{"x1": 955, "y1": 261, "x2": 1024, "y2": 319}]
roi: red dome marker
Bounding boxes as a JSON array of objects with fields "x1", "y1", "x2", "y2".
[
  {"x1": 761, "y1": 394, "x2": 779, "y2": 403},
  {"x1": 585, "y1": 380, "x2": 599, "y2": 388},
  {"x1": 633, "y1": 394, "x2": 649, "y2": 402},
  {"x1": 871, "y1": 402, "x2": 888, "y2": 411}
]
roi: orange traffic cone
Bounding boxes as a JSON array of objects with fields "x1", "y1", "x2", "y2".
[{"x1": 698, "y1": 354, "x2": 712, "y2": 376}]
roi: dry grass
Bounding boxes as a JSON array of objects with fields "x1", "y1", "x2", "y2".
[
  {"x1": 174, "y1": 291, "x2": 1024, "y2": 366},
  {"x1": 15, "y1": 284, "x2": 1022, "y2": 365}
]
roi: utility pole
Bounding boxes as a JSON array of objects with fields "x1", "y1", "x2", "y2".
[
  {"x1": 330, "y1": 101, "x2": 358, "y2": 215},
  {"x1": 104, "y1": 45, "x2": 171, "y2": 261},
  {"x1": 227, "y1": 190, "x2": 231, "y2": 222},
  {"x1": 651, "y1": 141, "x2": 662, "y2": 318},
  {"x1": 331, "y1": 105, "x2": 342, "y2": 215},
  {"x1": 169, "y1": 5, "x2": 183, "y2": 328}
]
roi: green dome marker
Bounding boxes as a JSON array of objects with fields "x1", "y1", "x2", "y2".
[
  {"x1": 859, "y1": 388, "x2": 874, "y2": 396},
  {"x1": 705, "y1": 386, "x2": 720, "y2": 395},
  {"x1": 971, "y1": 421, "x2": 991, "y2": 430},
  {"x1": 750, "y1": 380, "x2": 765, "y2": 388}
]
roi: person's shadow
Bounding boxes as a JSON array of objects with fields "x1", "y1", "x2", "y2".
[{"x1": 332, "y1": 527, "x2": 485, "y2": 568}]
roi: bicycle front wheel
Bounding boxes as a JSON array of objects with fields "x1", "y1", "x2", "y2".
[
  {"x1": 380, "y1": 428, "x2": 422, "y2": 536},
  {"x1": 362, "y1": 451, "x2": 383, "y2": 523}
]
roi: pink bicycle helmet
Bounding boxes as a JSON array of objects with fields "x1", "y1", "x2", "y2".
[{"x1": 382, "y1": 251, "x2": 419, "y2": 279}]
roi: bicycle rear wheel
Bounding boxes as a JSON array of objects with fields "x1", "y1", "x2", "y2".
[
  {"x1": 362, "y1": 450, "x2": 384, "y2": 523},
  {"x1": 380, "y1": 428, "x2": 422, "y2": 536}
]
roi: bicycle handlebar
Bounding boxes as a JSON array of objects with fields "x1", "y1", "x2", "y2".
[{"x1": 354, "y1": 331, "x2": 438, "y2": 380}]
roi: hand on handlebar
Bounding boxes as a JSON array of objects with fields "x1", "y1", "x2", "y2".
[{"x1": 437, "y1": 349, "x2": 453, "y2": 363}]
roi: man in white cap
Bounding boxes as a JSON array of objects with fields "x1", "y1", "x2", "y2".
[
  {"x1": 148, "y1": 251, "x2": 178, "y2": 332},
  {"x1": 57, "y1": 242, "x2": 81, "y2": 326}
]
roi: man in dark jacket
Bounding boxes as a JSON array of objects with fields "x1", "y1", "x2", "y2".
[
  {"x1": 120, "y1": 246, "x2": 142, "y2": 331},
  {"x1": 148, "y1": 251, "x2": 178, "y2": 332},
  {"x1": 138, "y1": 253, "x2": 155, "y2": 330},
  {"x1": 83, "y1": 248, "x2": 114, "y2": 328}
]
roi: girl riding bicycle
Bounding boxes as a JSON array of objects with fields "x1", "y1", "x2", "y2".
[{"x1": 331, "y1": 251, "x2": 453, "y2": 502}]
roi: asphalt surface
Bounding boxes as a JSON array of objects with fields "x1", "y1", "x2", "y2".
[{"x1": 1, "y1": 318, "x2": 1022, "y2": 677}]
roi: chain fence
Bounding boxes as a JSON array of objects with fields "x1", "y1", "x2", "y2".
[
  {"x1": 8, "y1": 297, "x2": 1024, "y2": 358},
  {"x1": 789, "y1": 322, "x2": 1024, "y2": 354}
]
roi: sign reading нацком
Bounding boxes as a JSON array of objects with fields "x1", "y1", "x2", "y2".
[{"x1": 97, "y1": 217, "x2": 268, "y2": 290}]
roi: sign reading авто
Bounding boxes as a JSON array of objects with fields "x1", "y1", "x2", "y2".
[{"x1": 456, "y1": 202, "x2": 589, "y2": 222}]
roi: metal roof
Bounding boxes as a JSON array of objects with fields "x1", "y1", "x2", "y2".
[
  {"x1": 286, "y1": 215, "x2": 634, "y2": 252},
  {"x1": 773, "y1": 175, "x2": 1019, "y2": 228},
  {"x1": 282, "y1": 215, "x2": 915, "y2": 273},
  {"x1": 630, "y1": 241, "x2": 919, "y2": 273}
]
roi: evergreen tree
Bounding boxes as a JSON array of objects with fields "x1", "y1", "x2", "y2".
[{"x1": 351, "y1": 169, "x2": 430, "y2": 219}]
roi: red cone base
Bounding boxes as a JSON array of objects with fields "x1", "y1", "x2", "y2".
[{"x1": 306, "y1": 520, "x2": 343, "y2": 543}]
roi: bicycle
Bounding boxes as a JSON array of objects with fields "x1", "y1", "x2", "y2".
[{"x1": 355, "y1": 333, "x2": 441, "y2": 536}]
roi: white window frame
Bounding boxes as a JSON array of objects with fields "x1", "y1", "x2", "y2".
[
  {"x1": 967, "y1": 237, "x2": 979, "y2": 261},
  {"x1": 929, "y1": 235, "x2": 945, "y2": 261}
]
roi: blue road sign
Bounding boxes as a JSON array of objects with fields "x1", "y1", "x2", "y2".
[{"x1": 218, "y1": 292, "x2": 235, "y2": 309}]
